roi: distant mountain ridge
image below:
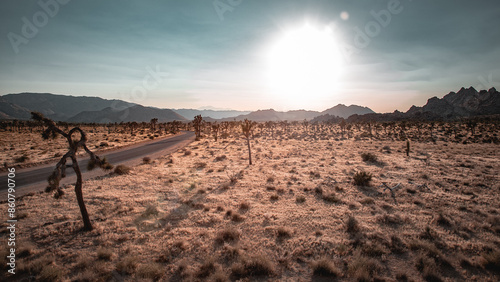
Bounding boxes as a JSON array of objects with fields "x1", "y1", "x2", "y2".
[
  {"x1": 321, "y1": 104, "x2": 374, "y2": 118},
  {"x1": 1, "y1": 93, "x2": 135, "y2": 121},
  {"x1": 220, "y1": 109, "x2": 320, "y2": 122},
  {"x1": 347, "y1": 87, "x2": 500, "y2": 122},
  {"x1": 3, "y1": 88, "x2": 496, "y2": 123},
  {"x1": 0, "y1": 92, "x2": 376, "y2": 123},
  {"x1": 174, "y1": 108, "x2": 251, "y2": 120},
  {"x1": 0, "y1": 96, "x2": 32, "y2": 120},
  {"x1": 68, "y1": 105, "x2": 186, "y2": 123},
  {"x1": 407, "y1": 87, "x2": 499, "y2": 117},
  {"x1": 220, "y1": 105, "x2": 375, "y2": 122}
]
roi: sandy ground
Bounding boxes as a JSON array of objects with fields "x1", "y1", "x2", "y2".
[{"x1": 0, "y1": 124, "x2": 499, "y2": 281}]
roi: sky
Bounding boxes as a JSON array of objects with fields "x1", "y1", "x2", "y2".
[{"x1": 1, "y1": 0, "x2": 499, "y2": 113}]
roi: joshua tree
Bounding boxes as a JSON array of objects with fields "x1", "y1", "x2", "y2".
[
  {"x1": 129, "y1": 121, "x2": 138, "y2": 135},
  {"x1": 241, "y1": 119, "x2": 254, "y2": 165},
  {"x1": 32, "y1": 112, "x2": 113, "y2": 231},
  {"x1": 212, "y1": 122, "x2": 220, "y2": 142},
  {"x1": 150, "y1": 118, "x2": 158, "y2": 132},
  {"x1": 465, "y1": 118, "x2": 478, "y2": 136},
  {"x1": 406, "y1": 139, "x2": 411, "y2": 157},
  {"x1": 193, "y1": 115, "x2": 203, "y2": 139},
  {"x1": 339, "y1": 119, "x2": 346, "y2": 138}
]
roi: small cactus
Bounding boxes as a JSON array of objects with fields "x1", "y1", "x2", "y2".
[{"x1": 406, "y1": 139, "x2": 410, "y2": 157}]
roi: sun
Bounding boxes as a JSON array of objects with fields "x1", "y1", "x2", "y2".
[{"x1": 266, "y1": 23, "x2": 343, "y2": 109}]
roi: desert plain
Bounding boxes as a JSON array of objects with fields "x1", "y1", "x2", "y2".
[{"x1": 1, "y1": 121, "x2": 499, "y2": 281}]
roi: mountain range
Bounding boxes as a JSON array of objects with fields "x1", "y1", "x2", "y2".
[
  {"x1": 0, "y1": 92, "x2": 375, "y2": 123},
  {"x1": 220, "y1": 105, "x2": 374, "y2": 122},
  {"x1": 1, "y1": 87, "x2": 497, "y2": 123},
  {"x1": 346, "y1": 87, "x2": 500, "y2": 122}
]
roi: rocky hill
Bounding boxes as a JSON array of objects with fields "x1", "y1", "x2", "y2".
[
  {"x1": 1, "y1": 93, "x2": 136, "y2": 121},
  {"x1": 173, "y1": 109, "x2": 251, "y2": 120},
  {"x1": 346, "y1": 87, "x2": 500, "y2": 122},
  {"x1": 407, "y1": 87, "x2": 499, "y2": 118},
  {"x1": 321, "y1": 104, "x2": 375, "y2": 118},
  {"x1": 67, "y1": 105, "x2": 186, "y2": 123},
  {"x1": 0, "y1": 96, "x2": 32, "y2": 120},
  {"x1": 220, "y1": 105, "x2": 374, "y2": 122}
]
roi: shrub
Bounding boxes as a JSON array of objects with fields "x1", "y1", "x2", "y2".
[
  {"x1": 353, "y1": 171, "x2": 372, "y2": 186},
  {"x1": 231, "y1": 254, "x2": 275, "y2": 279},
  {"x1": 15, "y1": 155, "x2": 29, "y2": 163},
  {"x1": 415, "y1": 254, "x2": 442, "y2": 282},
  {"x1": 194, "y1": 162, "x2": 207, "y2": 169},
  {"x1": 434, "y1": 213, "x2": 452, "y2": 227},
  {"x1": 143, "y1": 205, "x2": 159, "y2": 217},
  {"x1": 210, "y1": 269, "x2": 230, "y2": 282},
  {"x1": 361, "y1": 242, "x2": 387, "y2": 257},
  {"x1": 142, "y1": 157, "x2": 151, "y2": 164},
  {"x1": 348, "y1": 252, "x2": 381, "y2": 280},
  {"x1": 266, "y1": 186, "x2": 276, "y2": 191},
  {"x1": 215, "y1": 155, "x2": 227, "y2": 161},
  {"x1": 361, "y1": 152, "x2": 378, "y2": 162},
  {"x1": 26, "y1": 255, "x2": 55, "y2": 275},
  {"x1": 231, "y1": 212, "x2": 245, "y2": 222},
  {"x1": 114, "y1": 165, "x2": 131, "y2": 175},
  {"x1": 310, "y1": 257, "x2": 340, "y2": 277},
  {"x1": 377, "y1": 213, "x2": 404, "y2": 227},
  {"x1": 296, "y1": 195, "x2": 306, "y2": 203},
  {"x1": 116, "y1": 256, "x2": 138, "y2": 274},
  {"x1": 136, "y1": 263, "x2": 164, "y2": 280},
  {"x1": 195, "y1": 258, "x2": 217, "y2": 278},
  {"x1": 360, "y1": 197, "x2": 375, "y2": 205},
  {"x1": 239, "y1": 201, "x2": 250, "y2": 210},
  {"x1": 346, "y1": 215, "x2": 360, "y2": 234},
  {"x1": 17, "y1": 242, "x2": 35, "y2": 258},
  {"x1": 38, "y1": 265, "x2": 64, "y2": 281},
  {"x1": 389, "y1": 235, "x2": 407, "y2": 254},
  {"x1": 481, "y1": 250, "x2": 500, "y2": 272},
  {"x1": 314, "y1": 186, "x2": 323, "y2": 195},
  {"x1": 97, "y1": 247, "x2": 113, "y2": 261},
  {"x1": 215, "y1": 227, "x2": 240, "y2": 245},
  {"x1": 322, "y1": 193, "x2": 340, "y2": 203},
  {"x1": 276, "y1": 226, "x2": 292, "y2": 239}
]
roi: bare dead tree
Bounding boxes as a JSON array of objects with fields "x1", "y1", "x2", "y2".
[{"x1": 32, "y1": 112, "x2": 113, "y2": 231}]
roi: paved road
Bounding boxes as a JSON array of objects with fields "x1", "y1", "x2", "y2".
[{"x1": 0, "y1": 131, "x2": 195, "y2": 196}]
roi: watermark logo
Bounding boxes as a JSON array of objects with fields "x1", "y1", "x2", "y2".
[
  {"x1": 100, "y1": 65, "x2": 170, "y2": 123},
  {"x1": 7, "y1": 0, "x2": 71, "y2": 54},
  {"x1": 338, "y1": 0, "x2": 409, "y2": 63},
  {"x1": 476, "y1": 74, "x2": 499, "y2": 91},
  {"x1": 213, "y1": 0, "x2": 243, "y2": 21},
  {"x1": 6, "y1": 168, "x2": 17, "y2": 275}
]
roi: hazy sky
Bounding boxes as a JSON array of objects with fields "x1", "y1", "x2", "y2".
[{"x1": 1, "y1": 0, "x2": 499, "y2": 112}]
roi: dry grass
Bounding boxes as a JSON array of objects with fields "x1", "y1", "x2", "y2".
[
  {"x1": 1, "y1": 125, "x2": 499, "y2": 281},
  {"x1": 113, "y1": 164, "x2": 131, "y2": 175},
  {"x1": 310, "y1": 257, "x2": 341, "y2": 277}
]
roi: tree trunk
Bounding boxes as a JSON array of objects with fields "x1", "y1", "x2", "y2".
[
  {"x1": 246, "y1": 137, "x2": 252, "y2": 165},
  {"x1": 72, "y1": 156, "x2": 93, "y2": 231}
]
